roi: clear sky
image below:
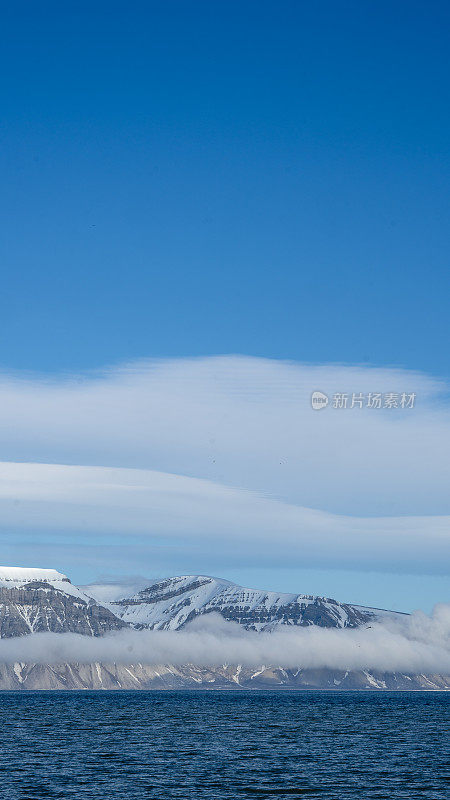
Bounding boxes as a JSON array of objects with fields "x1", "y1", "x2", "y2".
[
  {"x1": 1, "y1": 2, "x2": 449, "y2": 611},
  {"x1": 1, "y1": 1, "x2": 450, "y2": 375}
]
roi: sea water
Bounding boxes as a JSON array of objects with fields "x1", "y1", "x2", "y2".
[{"x1": 0, "y1": 690, "x2": 448, "y2": 799}]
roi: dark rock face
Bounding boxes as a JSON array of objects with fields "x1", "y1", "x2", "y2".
[
  {"x1": 0, "y1": 582, "x2": 128, "y2": 638},
  {"x1": 182, "y1": 597, "x2": 372, "y2": 630},
  {"x1": 132, "y1": 578, "x2": 212, "y2": 606}
]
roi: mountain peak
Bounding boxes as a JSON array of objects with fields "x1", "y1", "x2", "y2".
[
  {"x1": 91, "y1": 573, "x2": 378, "y2": 631},
  {"x1": 0, "y1": 566, "x2": 71, "y2": 585}
]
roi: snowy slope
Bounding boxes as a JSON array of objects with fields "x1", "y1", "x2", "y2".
[
  {"x1": 0, "y1": 567, "x2": 89, "y2": 601},
  {"x1": 0, "y1": 566, "x2": 127, "y2": 637},
  {"x1": 88, "y1": 574, "x2": 395, "y2": 631},
  {"x1": 0, "y1": 566, "x2": 70, "y2": 585},
  {"x1": 0, "y1": 567, "x2": 406, "y2": 640},
  {"x1": 0, "y1": 567, "x2": 445, "y2": 691}
]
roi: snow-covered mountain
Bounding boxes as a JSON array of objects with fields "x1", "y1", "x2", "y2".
[
  {"x1": 0, "y1": 567, "x2": 127, "y2": 638},
  {"x1": 0, "y1": 568, "x2": 409, "y2": 641},
  {"x1": 86, "y1": 574, "x2": 404, "y2": 631},
  {"x1": 0, "y1": 566, "x2": 447, "y2": 691}
]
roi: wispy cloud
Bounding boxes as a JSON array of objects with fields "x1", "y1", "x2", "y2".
[
  {"x1": 0, "y1": 461, "x2": 448, "y2": 574},
  {"x1": 0, "y1": 356, "x2": 449, "y2": 576},
  {"x1": 0, "y1": 356, "x2": 448, "y2": 516}
]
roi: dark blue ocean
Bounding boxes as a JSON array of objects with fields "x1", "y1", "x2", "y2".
[{"x1": 0, "y1": 691, "x2": 448, "y2": 799}]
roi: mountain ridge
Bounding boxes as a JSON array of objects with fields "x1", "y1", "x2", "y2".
[
  {"x1": 0, "y1": 566, "x2": 447, "y2": 691},
  {"x1": 90, "y1": 573, "x2": 407, "y2": 631}
]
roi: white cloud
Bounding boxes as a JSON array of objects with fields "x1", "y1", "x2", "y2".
[
  {"x1": 0, "y1": 356, "x2": 449, "y2": 576},
  {"x1": 0, "y1": 356, "x2": 449, "y2": 516},
  {"x1": 0, "y1": 461, "x2": 448, "y2": 574},
  {"x1": 0, "y1": 605, "x2": 449, "y2": 674}
]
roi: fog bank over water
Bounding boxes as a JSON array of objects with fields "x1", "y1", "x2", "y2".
[{"x1": 1, "y1": 605, "x2": 449, "y2": 675}]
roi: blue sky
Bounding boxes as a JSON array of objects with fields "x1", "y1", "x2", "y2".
[
  {"x1": 1, "y1": 2, "x2": 449, "y2": 610},
  {"x1": 2, "y1": 1, "x2": 450, "y2": 375}
]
